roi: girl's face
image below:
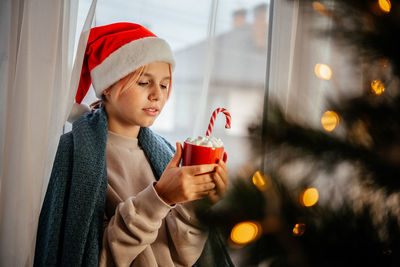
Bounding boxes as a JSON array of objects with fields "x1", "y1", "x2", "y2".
[{"x1": 105, "y1": 62, "x2": 171, "y2": 130}]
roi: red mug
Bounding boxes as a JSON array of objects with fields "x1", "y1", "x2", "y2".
[{"x1": 182, "y1": 142, "x2": 224, "y2": 166}]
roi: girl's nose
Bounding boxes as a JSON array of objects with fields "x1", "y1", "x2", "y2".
[{"x1": 149, "y1": 84, "x2": 162, "y2": 101}]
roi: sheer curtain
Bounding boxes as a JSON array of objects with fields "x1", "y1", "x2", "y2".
[{"x1": 0, "y1": 0, "x2": 97, "y2": 266}]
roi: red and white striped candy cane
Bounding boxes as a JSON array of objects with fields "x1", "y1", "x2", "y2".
[{"x1": 206, "y1": 108, "x2": 231, "y2": 136}]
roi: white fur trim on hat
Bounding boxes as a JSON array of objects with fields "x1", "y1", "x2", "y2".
[
  {"x1": 67, "y1": 102, "x2": 91, "y2": 123},
  {"x1": 90, "y1": 37, "x2": 175, "y2": 98}
]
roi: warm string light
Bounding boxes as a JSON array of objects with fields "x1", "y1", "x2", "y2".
[
  {"x1": 314, "y1": 63, "x2": 332, "y2": 80},
  {"x1": 252, "y1": 171, "x2": 269, "y2": 191},
  {"x1": 321, "y1": 110, "x2": 340, "y2": 132},
  {"x1": 292, "y1": 223, "x2": 306, "y2": 236},
  {"x1": 312, "y1": 1, "x2": 329, "y2": 16},
  {"x1": 230, "y1": 221, "x2": 262, "y2": 245},
  {"x1": 378, "y1": 0, "x2": 391, "y2": 13},
  {"x1": 301, "y1": 188, "x2": 319, "y2": 207},
  {"x1": 371, "y1": 79, "x2": 385, "y2": 95}
]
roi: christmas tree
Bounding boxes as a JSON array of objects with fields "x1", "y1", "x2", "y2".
[{"x1": 199, "y1": 0, "x2": 400, "y2": 266}]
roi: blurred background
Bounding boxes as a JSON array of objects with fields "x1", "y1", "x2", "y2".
[{"x1": 1, "y1": 0, "x2": 399, "y2": 266}]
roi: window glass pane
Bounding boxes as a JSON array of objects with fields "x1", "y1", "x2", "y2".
[{"x1": 74, "y1": 0, "x2": 270, "y2": 175}]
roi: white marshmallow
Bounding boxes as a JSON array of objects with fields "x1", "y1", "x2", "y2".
[{"x1": 185, "y1": 136, "x2": 224, "y2": 148}]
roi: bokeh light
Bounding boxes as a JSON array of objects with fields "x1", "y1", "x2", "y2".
[
  {"x1": 314, "y1": 63, "x2": 332, "y2": 80},
  {"x1": 321, "y1": 110, "x2": 340, "y2": 132},
  {"x1": 312, "y1": 1, "x2": 329, "y2": 16},
  {"x1": 230, "y1": 221, "x2": 262, "y2": 245},
  {"x1": 378, "y1": 0, "x2": 391, "y2": 13},
  {"x1": 371, "y1": 79, "x2": 385, "y2": 95},
  {"x1": 301, "y1": 188, "x2": 319, "y2": 207},
  {"x1": 252, "y1": 171, "x2": 269, "y2": 191},
  {"x1": 292, "y1": 223, "x2": 306, "y2": 236}
]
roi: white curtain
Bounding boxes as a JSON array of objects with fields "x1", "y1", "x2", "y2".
[{"x1": 0, "y1": 0, "x2": 96, "y2": 266}]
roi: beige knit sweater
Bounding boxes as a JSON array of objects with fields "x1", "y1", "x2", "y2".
[{"x1": 99, "y1": 131, "x2": 208, "y2": 267}]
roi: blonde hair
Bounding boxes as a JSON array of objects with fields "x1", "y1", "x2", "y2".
[{"x1": 101, "y1": 63, "x2": 173, "y2": 103}]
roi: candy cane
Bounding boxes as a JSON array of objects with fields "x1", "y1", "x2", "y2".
[{"x1": 206, "y1": 108, "x2": 231, "y2": 136}]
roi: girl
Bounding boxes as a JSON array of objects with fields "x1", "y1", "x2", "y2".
[{"x1": 34, "y1": 23, "x2": 232, "y2": 266}]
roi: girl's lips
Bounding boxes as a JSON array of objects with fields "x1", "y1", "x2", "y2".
[{"x1": 143, "y1": 108, "x2": 159, "y2": 116}]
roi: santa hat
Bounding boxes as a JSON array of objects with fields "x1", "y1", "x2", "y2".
[{"x1": 68, "y1": 22, "x2": 175, "y2": 122}]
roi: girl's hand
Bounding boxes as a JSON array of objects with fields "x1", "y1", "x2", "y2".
[
  {"x1": 208, "y1": 152, "x2": 229, "y2": 204},
  {"x1": 155, "y1": 143, "x2": 217, "y2": 205}
]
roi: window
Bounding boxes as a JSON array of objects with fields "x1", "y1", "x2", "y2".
[{"x1": 74, "y1": 0, "x2": 271, "y2": 175}]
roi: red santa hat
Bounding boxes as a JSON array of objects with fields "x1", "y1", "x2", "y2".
[{"x1": 68, "y1": 22, "x2": 175, "y2": 122}]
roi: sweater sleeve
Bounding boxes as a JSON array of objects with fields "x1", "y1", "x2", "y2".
[
  {"x1": 100, "y1": 184, "x2": 208, "y2": 267},
  {"x1": 165, "y1": 201, "x2": 209, "y2": 267},
  {"x1": 100, "y1": 183, "x2": 172, "y2": 266}
]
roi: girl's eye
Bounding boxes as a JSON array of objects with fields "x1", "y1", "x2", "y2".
[
  {"x1": 160, "y1": 84, "x2": 168, "y2": 89},
  {"x1": 138, "y1": 82, "x2": 149, "y2": 86}
]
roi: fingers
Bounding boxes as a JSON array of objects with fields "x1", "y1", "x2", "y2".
[
  {"x1": 223, "y1": 152, "x2": 228, "y2": 163},
  {"x1": 186, "y1": 161, "x2": 228, "y2": 197},
  {"x1": 208, "y1": 164, "x2": 228, "y2": 203},
  {"x1": 213, "y1": 168, "x2": 227, "y2": 194},
  {"x1": 190, "y1": 174, "x2": 215, "y2": 192},
  {"x1": 186, "y1": 182, "x2": 215, "y2": 202},
  {"x1": 208, "y1": 190, "x2": 219, "y2": 204},
  {"x1": 185, "y1": 164, "x2": 217, "y2": 176},
  {"x1": 167, "y1": 142, "x2": 183, "y2": 169},
  {"x1": 218, "y1": 159, "x2": 228, "y2": 175},
  {"x1": 194, "y1": 181, "x2": 215, "y2": 192},
  {"x1": 192, "y1": 174, "x2": 213, "y2": 185},
  {"x1": 181, "y1": 155, "x2": 228, "y2": 176},
  {"x1": 160, "y1": 157, "x2": 228, "y2": 204}
]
